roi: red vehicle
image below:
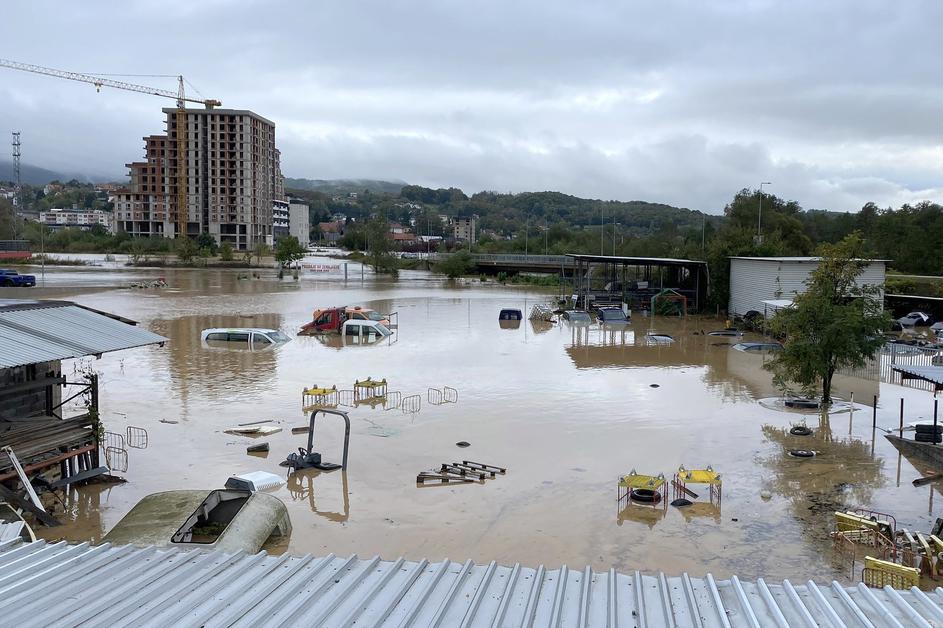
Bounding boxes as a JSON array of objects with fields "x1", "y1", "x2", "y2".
[{"x1": 298, "y1": 306, "x2": 389, "y2": 335}]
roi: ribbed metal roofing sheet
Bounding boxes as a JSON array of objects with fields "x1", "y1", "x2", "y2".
[
  {"x1": 0, "y1": 301, "x2": 166, "y2": 368},
  {"x1": 0, "y1": 539, "x2": 940, "y2": 627},
  {"x1": 894, "y1": 365, "x2": 943, "y2": 386}
]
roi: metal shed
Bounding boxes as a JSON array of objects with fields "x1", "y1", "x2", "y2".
[{"x1": 728, "y1": 257, "x2": 886, "y2": 318}]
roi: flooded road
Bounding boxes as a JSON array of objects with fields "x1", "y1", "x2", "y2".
[{"x1": 22, "y1": 258, "x2": 943, "y2": 583}]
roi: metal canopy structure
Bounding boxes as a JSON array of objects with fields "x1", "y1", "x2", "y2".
[
  {"x1": 0, "y1": 299, "x2": 167, "y2": 368},
  {"x1": 1, "y1": 537, "x2": 942, "y2": 627},
  {"x1": 566, "y1": 254, "x2": 709, "y2": 312},
  {"x1": 892, "y1": 365, "x2": 943, "y2": 392}
]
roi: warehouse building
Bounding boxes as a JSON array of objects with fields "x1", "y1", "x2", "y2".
[{"x1": 728, "y1": 256, "x2": 886, "y2": 318}]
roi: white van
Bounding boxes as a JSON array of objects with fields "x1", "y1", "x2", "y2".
[
  {"x1": 201, "y1": 328, "x2": 291, "y2": 349},
  {"x1": 341, "y1": 319, "x2": 393, "y2": 345}
]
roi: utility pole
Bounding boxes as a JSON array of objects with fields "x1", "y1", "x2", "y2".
[
  {"x1": 757, "y1": 181, "x2": 771, "y2": 244},
  {"x1": 11, "y1": 131, "x2": 21, "y2": 240},
  {"x1": 524, "y1": 213, "x2": 529, "y2": 255},
  {"x1": 600, "y1": 206, "x2": 604, "y2": 255}
]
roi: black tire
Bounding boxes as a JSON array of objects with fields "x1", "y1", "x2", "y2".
[
  {"x1": 789, "y1": 426, "x2": 813, "y2": 436},
  {"x1": 630, "y1": 488, "x2": 661, "y2": 503},
  {"x1": 915, "y1": 424, "x2": 943, "y2": 434},
  {"x1": 915, "y1": 433, "x2": 943, "y2": 444},
  {"x1": 785, "y1": 398, "x2": 820, "y2": 409},
  {"x1": 788, "y1": 449, "x2": 816, "y2": 458}
]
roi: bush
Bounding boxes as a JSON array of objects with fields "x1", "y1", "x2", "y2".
[
  {"x1": 219, "y1": 242, "x2": 234, "y2": 261},
  {"x1": 434, "y1": 251, "x2": 474, "y2": 278}
]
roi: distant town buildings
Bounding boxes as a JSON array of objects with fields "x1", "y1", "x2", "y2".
[
  {"x1": 113, "y1": 107, "x2": 284, "y2": 250},
  {"x1": 39, "y1": 208, "x2": 114, "y2": 233},
  {"x1": 289, "y1": 199, "x2": 310, "y2": 248},
  {"x1": 452, "y1": 215, "x2": 478, "y2": 244},
  {"x1": 318, "y1": 220, "x2": 345, "y2": 244}
]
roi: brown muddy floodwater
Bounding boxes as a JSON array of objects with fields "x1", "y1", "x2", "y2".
[{"x1": 22, "y1": 256, "x2": 943, "y2": 583}]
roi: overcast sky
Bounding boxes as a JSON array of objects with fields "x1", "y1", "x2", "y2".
[{"x1": 2, "y1": 1, "x2": 942, "y2": 213}]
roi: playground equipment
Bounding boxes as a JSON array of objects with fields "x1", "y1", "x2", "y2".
[
  {"x1": 617, "y1": 470, "x2": 667, "y2": 510},
  {"x1": 672, "y1": 465, "x2": 722, "y2": 504},
  {"x1": 302, "y1": 385, "x2": 338, "y2": 412}
]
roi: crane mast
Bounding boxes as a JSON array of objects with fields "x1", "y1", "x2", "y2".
[{"x1": 0, "y1": 58, "x2": 221, "y2": 241}]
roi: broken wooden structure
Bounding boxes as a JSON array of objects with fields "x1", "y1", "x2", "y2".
[{"x1": 417, "y1": 460, "x2": 507, "y2": 486}]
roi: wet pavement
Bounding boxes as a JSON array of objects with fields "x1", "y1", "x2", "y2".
[{"x1": 18, "y1": 256, "x2": 943, "y2": 583}]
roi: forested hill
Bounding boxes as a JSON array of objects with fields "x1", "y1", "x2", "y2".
[{"x1": 283, "y1": 178, "x2": 406, "y2": 195}]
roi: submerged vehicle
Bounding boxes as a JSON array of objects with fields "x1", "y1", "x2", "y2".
[
  {"x1": 498, "y1": 308, "x2": 523, "y2": 321},
  {"x1": 898, "y1": 311, "x2": 932, "y2": 328},
  {"x1": 299, "y1": 305, "x2": 390, "y2": 335},
  {"x1": 597, "y1": 307, "x2": 629, "y2": 324},
  {"x1": 102, "y1": 489, "x2": 291, "y2": 554},
  {"x1": 562, "y1": 310, "x2": 592, "y2": 325},
  {"x1": 341, "y1": 319, "x2": 393, "y2": 344},
  {"x1": 732, "y1": 342, "x2": 782, "y2": 352},
  {"x1": 201, "y1": 328, "x2": 291, "y2": 348},
  {"x1": 0, "y1": 269, "x2": 36, "y2": 287}
]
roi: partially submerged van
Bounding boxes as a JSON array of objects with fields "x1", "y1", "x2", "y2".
[
  {"x1": 341, "y1": 319, "x2": 393, "y2": 345},
  {"x1": 201, "y1": 328, "x2": 291, "y2": 349}
]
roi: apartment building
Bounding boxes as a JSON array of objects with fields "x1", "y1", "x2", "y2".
[
  {"x1": 273, "y1": 199, "x2": 290, "y2": 242},
  {"x1": 39, "y1": 208, "x2": 114, "y2": 233},
  {"x1": 289, "y1": 199, "x2": 310, "y2": 247},
  {"x1": 452, "y1": 215, "x2": 478, "y2": 243},
  {"x1": 113, "y1": 108, "x2": 283, "y2": 250}
]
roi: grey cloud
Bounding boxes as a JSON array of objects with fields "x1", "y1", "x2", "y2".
[{"x1": 2, "y1": 0, "x2": 942, "y2": 213}]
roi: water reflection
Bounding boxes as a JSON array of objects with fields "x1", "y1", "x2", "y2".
[
  {"x1": 149, "y1": 312, "x2": 283, "y2": 405},
  {"x1": 286, "y1": 469, "x2": 350, "y2": 522}
]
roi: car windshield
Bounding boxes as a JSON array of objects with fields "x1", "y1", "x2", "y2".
[
  {"x1": 568, "y1": 312, "x2": 590, "y2": 322},
  {"x1": 375, "y1": 323, "x2": 392, "y2": 336},
  {"x1": 600, "y1": 309, "x2": 625, "y2": 321},
  {"x1": 267, "y1": 330, "x2": 290, "y2": 342},
  {"x1": 366, "y1": 311, "x2": 384, "y2": 321}
]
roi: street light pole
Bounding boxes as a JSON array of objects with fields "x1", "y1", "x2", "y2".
[
  {"x1": 757, "y1": 181, "x2": 771, "y2": 243},
  {"x1": 600, "y1": 206, "x2": 604, "y2": 255}
]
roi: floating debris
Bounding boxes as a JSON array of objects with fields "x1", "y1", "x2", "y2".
[
  {"x1": 456, "y1": 441, "x2": 471, "y2": 448},
  {"x1": 788, "y1": 449, "x2": 816, "y2": 458}
]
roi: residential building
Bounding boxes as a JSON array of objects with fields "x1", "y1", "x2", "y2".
[
  {"x1": 453, "y1": 215, "x2": 478, "y2": 243},
  {"x1": 728, "y1": 256, "x2": 886, "y2": 317},
  {"x1": 113, "y1": 108, "x2": 283, "y2": 250},
  {"x1": 39, "y1": 208, "x2": 114, "y2": 233},
  {"x1": 318, "y1": 220, "x2": 345, "y2": 244},
  {"x1": 272, "y1": 199, "x2": 290, "y2": 242},
  {"x1": 289, "y1": 199, "x2": 310, "y2": 247}
]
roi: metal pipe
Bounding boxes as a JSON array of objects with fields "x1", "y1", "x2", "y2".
[
  {"x1": 873, "y1": 395, "x2": 877, "y2": 429},
  {"x1": 900, "y1": 398, "x2": 904, "y2": 437}
]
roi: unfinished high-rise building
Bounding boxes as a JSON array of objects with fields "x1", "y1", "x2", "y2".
[{"x1": 114, "y1": 108, "x2": 283, "y2": 250}]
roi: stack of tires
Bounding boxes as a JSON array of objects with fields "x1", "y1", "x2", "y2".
[{"x1": 915, "y1": 423, "x2": 943, "y2": 444}]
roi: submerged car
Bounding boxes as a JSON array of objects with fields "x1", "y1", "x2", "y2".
[
  {"x1": 341, "y1": 319, "x2": 393, "y2": 344},
  {"x1": 562, "y1": 310, "x2": 592, "y2": 325},
  {"x1": 0, "y1": 269, "x2": 35, "y2": 287},
  {"x1": 732, "y1": 342, "x2": 782, "y2": 352},
  {"x1": 201, "y1": 328, "x2": 292, "y2": 348},
  {"x1": 596, "y1": 307, "x2": 629, "y2": 324},
  {"x1": 898, "y1": 311, "x2": 932, "y2": 328}
]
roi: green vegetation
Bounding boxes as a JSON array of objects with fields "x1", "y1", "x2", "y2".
[
  {"x1": 764, "y1": 234, "x2": 890, "y2": 404},
  {"x1": 435, "y1": 251, "x2": 473, "y2": 278},
  {"x1": 275, "y1": 235, "x2": 306, "y2": 266}
]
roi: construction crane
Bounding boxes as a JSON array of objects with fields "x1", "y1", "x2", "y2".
[{"x1": 0, "y1": 58, "x2": 221, "y2": 241}]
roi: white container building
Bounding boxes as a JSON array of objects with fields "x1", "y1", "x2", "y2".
[{"x1": 728, "y1": 256, "x2": 886, "y2": 317}]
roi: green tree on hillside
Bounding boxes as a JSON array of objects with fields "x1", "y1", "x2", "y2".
[
  {"x1": 764, "y1": 233, "x2": 889, "y2": 404},
  {"x1": 364, "y1": 215, "x2": 396, "y2": 273}
]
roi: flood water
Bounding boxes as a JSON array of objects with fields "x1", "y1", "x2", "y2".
[{"x1": 20, "y1": 256, "x2": 943, "y2": 583}]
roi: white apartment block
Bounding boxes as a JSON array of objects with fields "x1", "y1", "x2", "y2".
[{"x1": 39, "y1": 208, "x2": 114, "y2": 233}]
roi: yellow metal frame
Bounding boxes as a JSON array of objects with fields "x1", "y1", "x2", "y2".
[
  {"x1": 863, "y1": 556, "x2": 920, "y2": 589},
  {"x1": 354, "y1": 378, "x2": 388, "y2": 402},
  {"x1": 673, "y1": 465, "x2": 722, "y2": 504},
  {"x1": 617, "y1": 470, "x2": 667, "y2": 512},
  {"x1": 302, "y1": 384, "x2": 338, "y2": 412}
]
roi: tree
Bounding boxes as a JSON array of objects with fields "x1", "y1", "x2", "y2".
[
  {"x1": 175, "y1": 237, "x2": 198, "y2": 263},
  {"x1": 434, "y1": 251, "x2": 474, "y2": 278},
  {"x1": 252, "y1": 241, "x2": 270, "y2": 266},
  {"x1": 275, "y1": 235, "x2": 306, "y2": 266},
  {"x1": 364, "y1": 215, "x2": 396, "y2": 273},
  {"x1": 196, "y1": 232, "x2": 218, "y2": 255},
  {"x1": 219, "y1": 241, "x2": 234, "y2": 261},
  {"x1": 764, "y1": 233, "x2": 889, "y2": 404}
]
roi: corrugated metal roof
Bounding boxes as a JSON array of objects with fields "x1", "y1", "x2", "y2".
[
  {"x1": 729, "y1": 256, "x2": 890, "y2": 263},
  {"x1": 0, "y1": 539, "x2": 940, "y2": 627},
  {"x1": 894, "y1": 365, "x2": 943, "y2": 387},
  {"x1": 0, "y1": 300, "x2": 166, "y2": 368}
]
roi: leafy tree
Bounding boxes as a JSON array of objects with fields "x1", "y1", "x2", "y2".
[
  {"x1": 275, "y1": 235, "x2": 306, "y2": 266},
  {"x1": 364, "y1": 215, "x2": 396, "y2": 273},
  {"x1": 219, "y1": 241, "x2": 234, "y2": 261},
  {"x1": 764, "y1": 233, "x2": 890, "y2": 404},
  {"x1": 435, "y1": 251, "x2": 474, "y2": 278},
  {"x1": 175, "y1": 237, "x2": 198, "y2": 263},
  {"x1": 252, "y1": 241, "x2": 270, "y2": 265},
  {"x1": 196, "y1": 232, "x2": 218, "y2": 255}
]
